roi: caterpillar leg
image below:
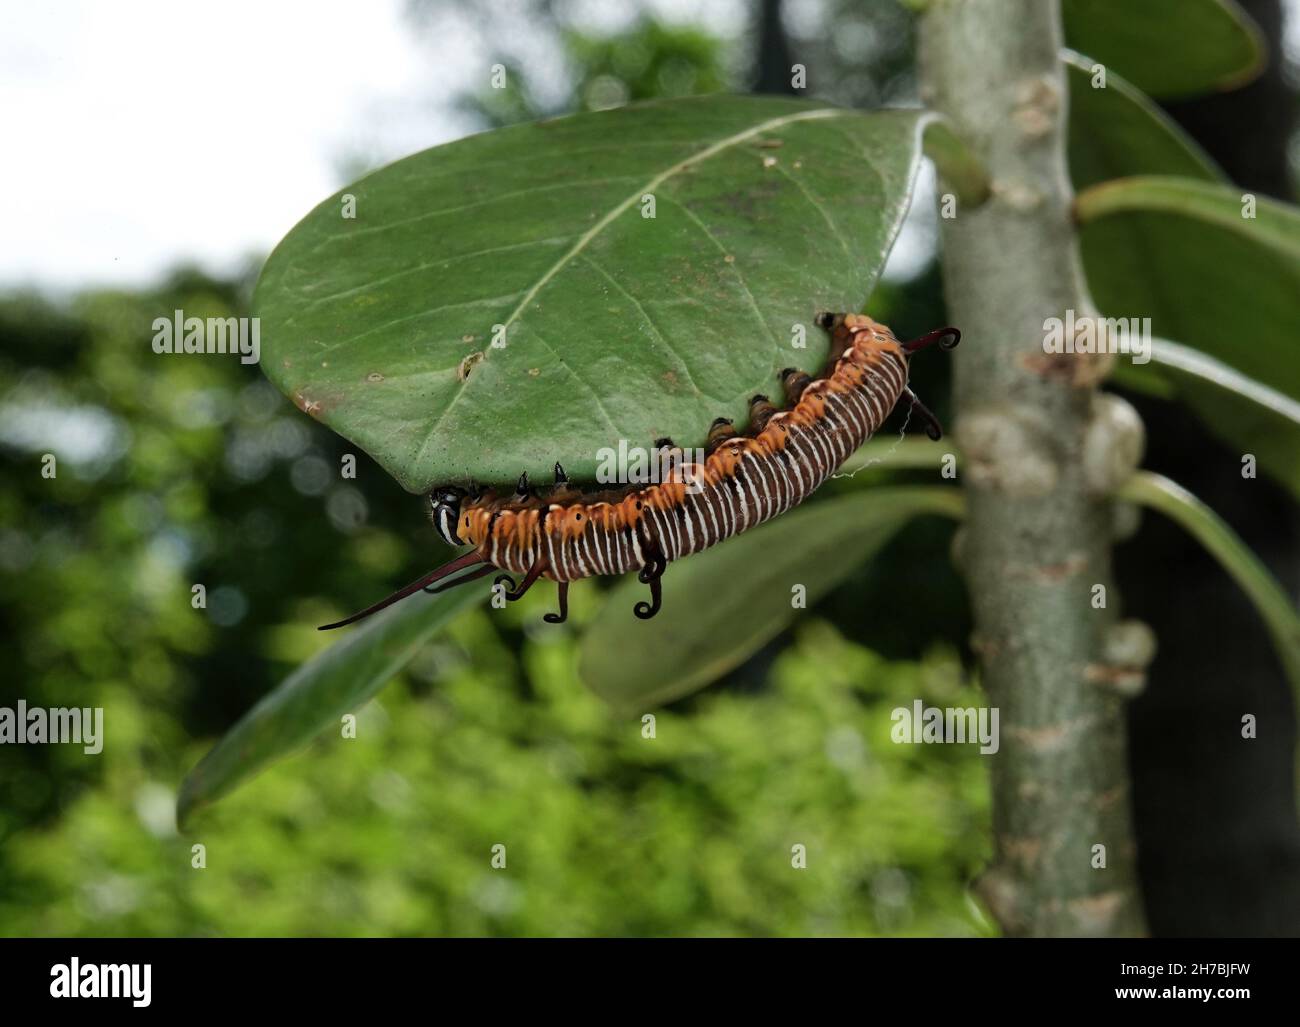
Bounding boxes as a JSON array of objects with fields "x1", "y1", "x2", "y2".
[
  {"x1": 902, "y1": 387, "x2": 945, "y2": 441},
  {"x1": 780, "y1": 367, "x2": 814, "y2": 404},
  {"x1": 495, "y1": 559, "x2": 546, "y2": 601},
  {"x1": 747, "y1": 393, "x2": 778, "y2": 433},
  {"x1": 815, "y1": 312, "x2": 856, "y2": 363},
  {"x1": 705, "y1": 417, "x2": 737, "y2": 456},
  {"x1": 543, "y1": 581, "x2": 569, "y2": 624},
  {"x1": 548, "y1": 463, "x2": 582, "y2": 502}
]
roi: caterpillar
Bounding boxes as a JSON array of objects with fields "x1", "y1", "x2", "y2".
[{"x1": 319, "y1": 312, "x2": 958, "y2": 630}]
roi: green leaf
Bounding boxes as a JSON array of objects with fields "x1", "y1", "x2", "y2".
[
  {"x1": 254, "y1": 96, "x2": 944, "y2": 494},
  {"x1": 577, "y1": 487, "x2": 964, "y2": 710},
  {"x1": 1077, "y1": 176, "x2": 1300, "y2": 258},
  {"x1": 177, "y1": 585, "x2": 480, "y2": 827},
  {"x1": 1117, "y1": 472, "x2": 1300, "y2": 698},
  {"x1": 1076, "y1": 177, "x2": 1300, "y2": 451},
  {"x1": 1064, "y1": 51, "x2": 1224, "y2": 192},
  {"x1": 1113, "y1": 340, "x2": 1300, "y2": 501},
  {"x1": 1062, "y1": 0, "x2": 1264, "y2": 100}
]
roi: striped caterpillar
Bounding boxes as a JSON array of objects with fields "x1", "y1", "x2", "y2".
[{"x1": 320, "y1": 312, "x2": 958, "y2": 630}]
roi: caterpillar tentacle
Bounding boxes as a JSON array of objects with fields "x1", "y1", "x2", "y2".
[
  {"x1": 318, "y1": 549, "x2": 485, "y2": 630},
  {"x1": 317, "y1": 312, "x2": 958, "y2": 630},
  {"x1": 902, "y1": 326, "x2": 961, "y2": 354},
  {"x1": 422, "y1": 563, "x2": 494, "y2": 594}
]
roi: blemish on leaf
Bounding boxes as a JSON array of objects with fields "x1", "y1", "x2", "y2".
[
  {"x1": 293, "y1": 390, "x2": 326, "y2": 418},
  {"x1": 458, "y1": 350, "x2": 486, "y2": 381},
  {"x1": 366, "y1": 372, "x2": 385, "y2": 383},
  {"x1": 528, "y1": 367, "x2": 540, "y2": 377}
]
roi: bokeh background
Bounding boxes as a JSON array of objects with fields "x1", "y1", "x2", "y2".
[{"x1": 1, "y1": 0, "x2": 1296, "y2": 936}]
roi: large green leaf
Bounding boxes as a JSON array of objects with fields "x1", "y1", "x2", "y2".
[
  {"x1": 1062, "y1": 0, "x2": 1264, "y2": 100},
  {"x1": 1064, "y1": 51, "x2": 1224, "y2": 192},
  {"x1": 177, "y1": 585, "x2": 481, "y2": 827},
  {"x1": 1076, "y1": 176, "x2": 1300, "y2": 495},
  {"x1": 254, "y1": 96, "x2": 946, "y2": 494},
  {"x1": 577, "y1": 487, "x2": 964, "y2": 710}
]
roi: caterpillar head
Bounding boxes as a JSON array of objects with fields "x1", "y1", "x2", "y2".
[{"x1": 429, "y1": 487, "x2": 468, "y2": 547}]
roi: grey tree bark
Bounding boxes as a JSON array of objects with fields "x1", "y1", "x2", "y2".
[{"x1": 919, "y1": 0, "x2": 1149, "y2": 936}]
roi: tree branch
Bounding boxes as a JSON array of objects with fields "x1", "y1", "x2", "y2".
[{"x1": 919, "y1": 0, "x2": 1148, "y2": 936}]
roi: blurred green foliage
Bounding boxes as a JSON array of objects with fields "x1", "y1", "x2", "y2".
[
  {"x1": 2, "y1": 591, "x2": 990, "y2": 935},
  {"x1": 445, "y1": 0, "x2": 919, "y2": 131},
  {"x1": 462, "y1": 18, "x2": 731, "y2": 128}
]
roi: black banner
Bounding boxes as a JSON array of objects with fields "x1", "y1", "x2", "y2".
[{"x1": 0, "y1": 937, "x2": 1291, "y2": 1014}]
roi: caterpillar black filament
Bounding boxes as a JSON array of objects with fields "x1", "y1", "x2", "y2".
[{"x1": 320, "y1": 312, "x2": 959, "y2": 629}]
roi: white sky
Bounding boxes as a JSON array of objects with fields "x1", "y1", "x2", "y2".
[
  {"x1": 1, "y1": 0, "x2": 1295, "y2": 292},
  {"x1": 0, "y1": 0, "x2": 484, "y2": 290}
]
